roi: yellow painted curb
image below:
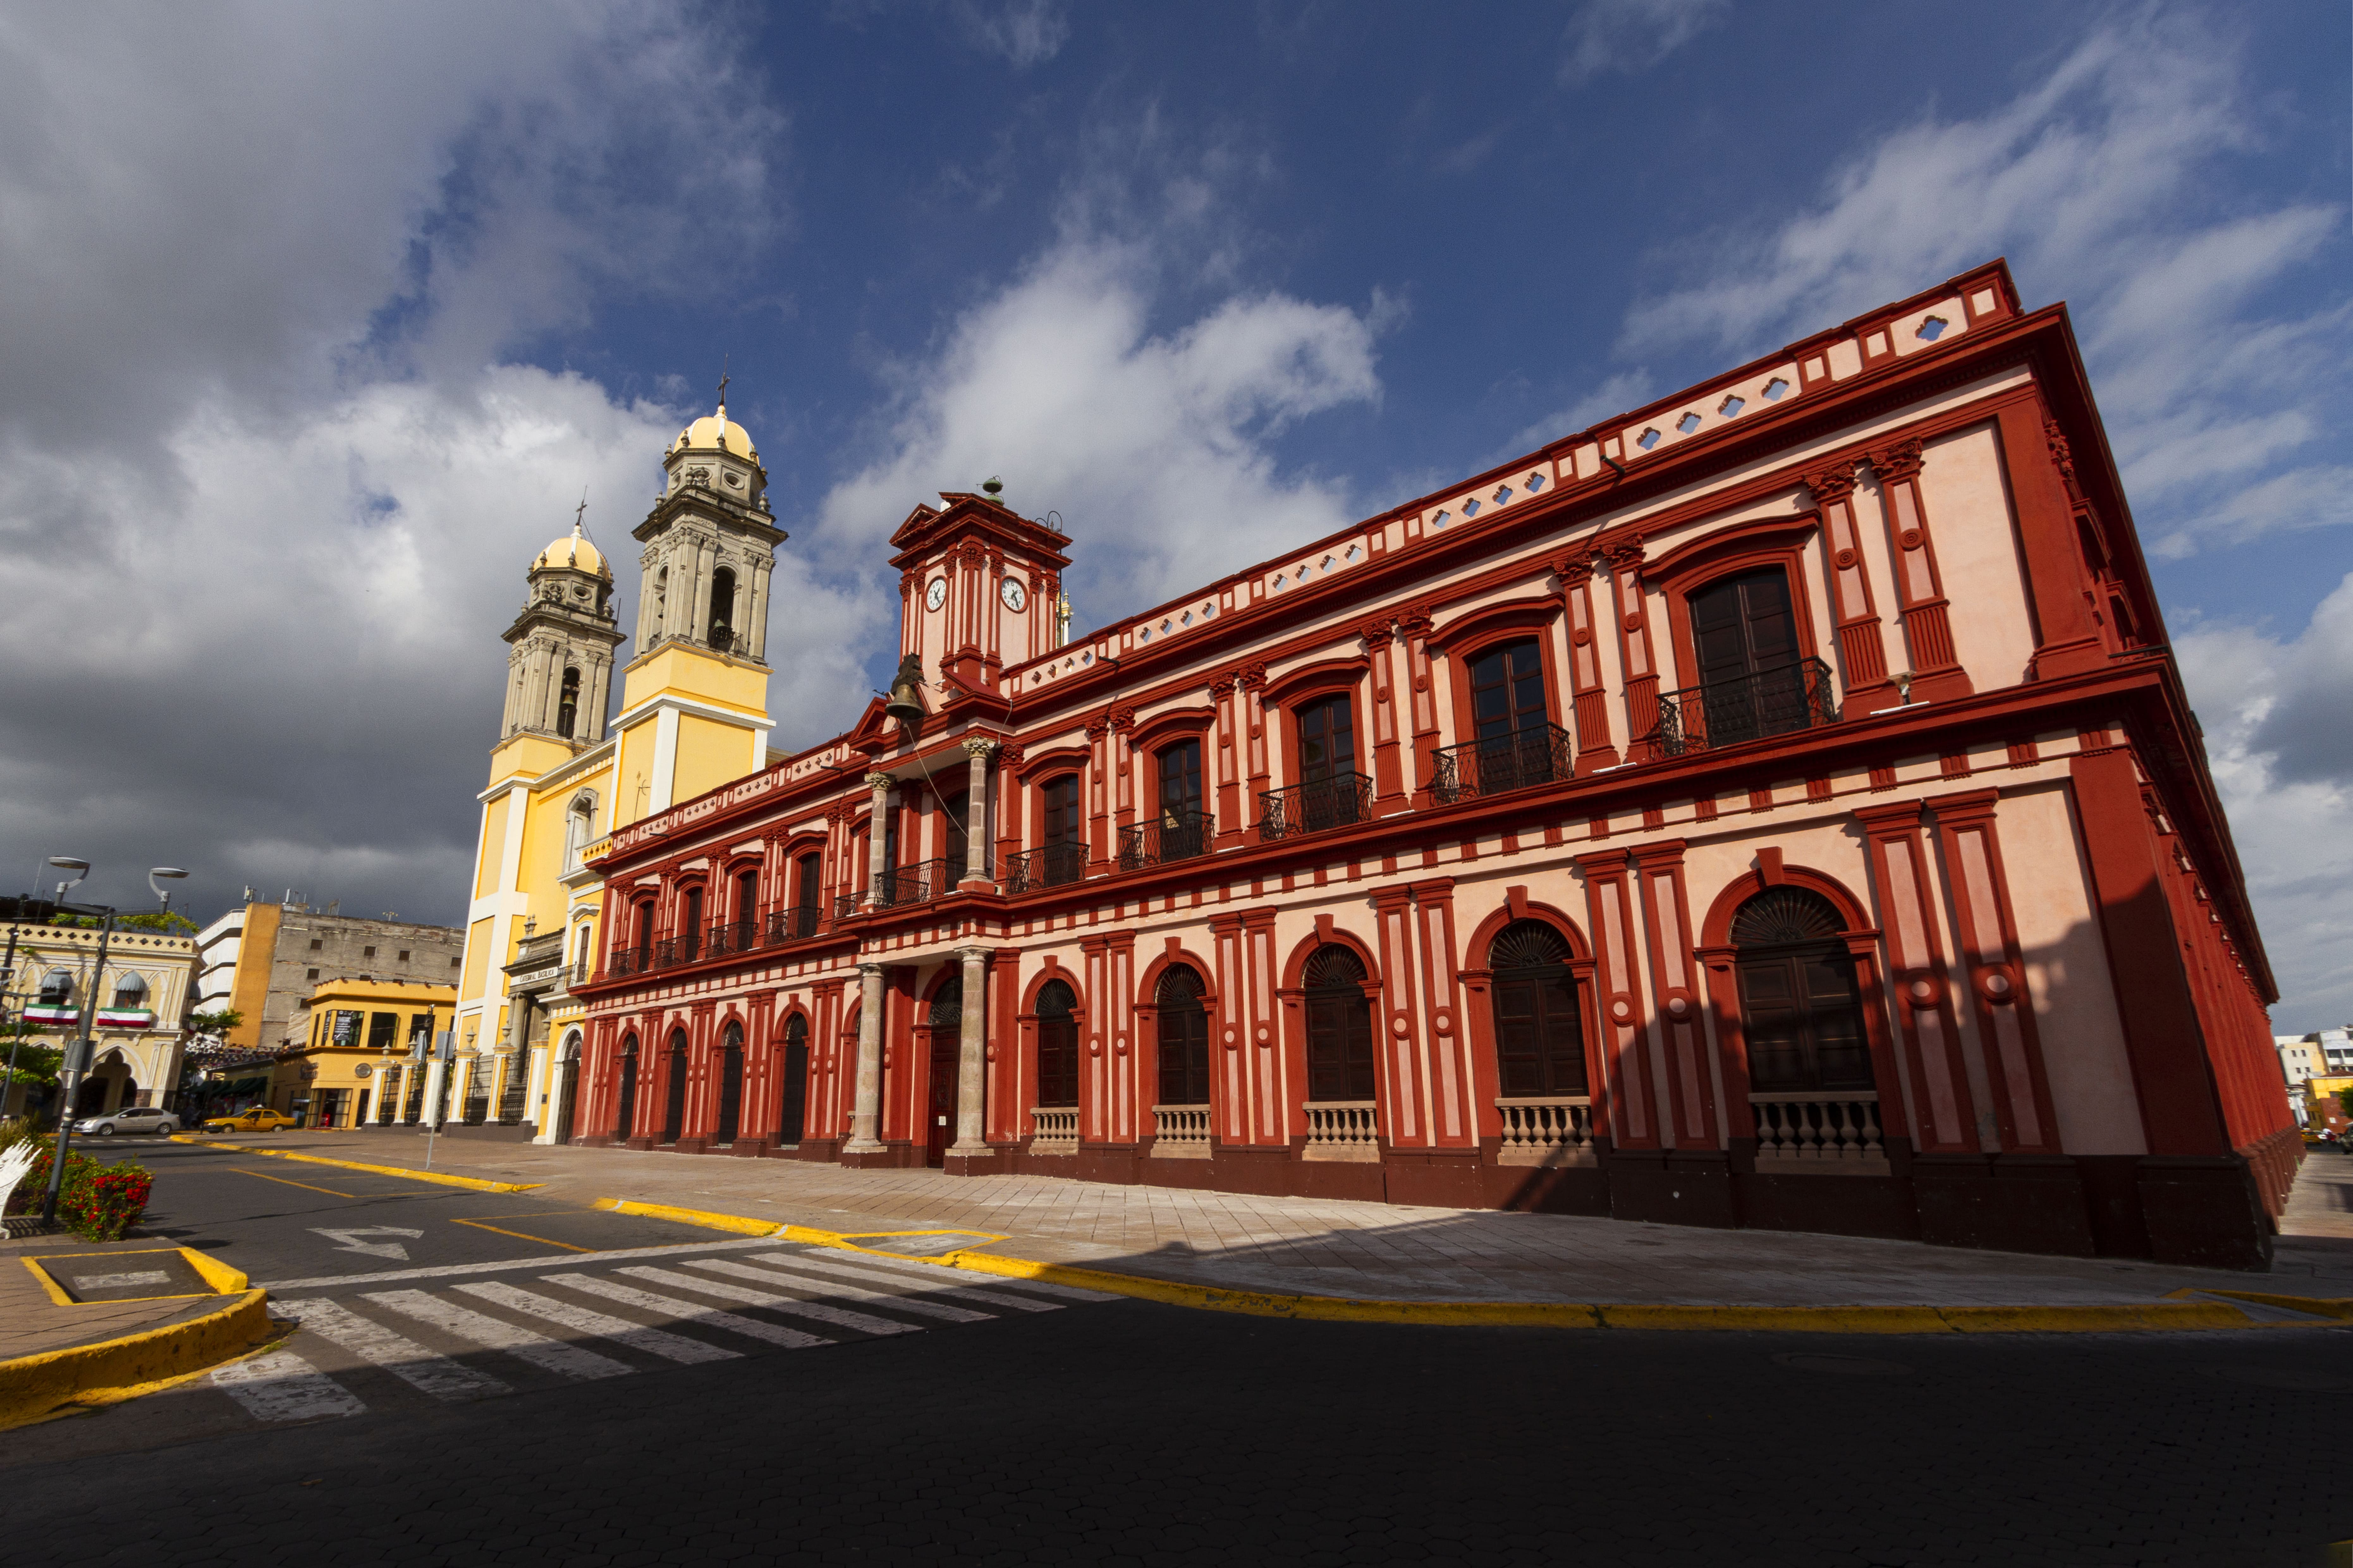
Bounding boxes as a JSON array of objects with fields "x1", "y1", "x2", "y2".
[
  {"x1": 168, "y1": 1134, "x2": 540, "y2": 1193},
  {"x1": 1598, "y1": 1304, "x2": 1952, "y2": 1334},
  {"x1": 0, "y1": 1288, "x2": 272, "y2": 1431},
  {"x1": 1934, "y1": 1302, "x2": 2250, "y2": 1334},
  {"x1": 595, "y1": 1198, "x2": 786, "y2": 1236},
  {"x1": 2202, "y1": 1289, "x2": 2353, "y2": 1320}
]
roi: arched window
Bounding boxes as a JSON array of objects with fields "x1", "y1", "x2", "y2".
[
  {"x1": 1690, "y1": 567, "x2": 1804, "y2": 744},
  {"x1": 715, "y1": 1020, "x2": 745, "y2": 1144},
  {"x1": 557, "y1": 667, "x2": 581, "y2": 739},
  {"x1": 779, "y1": 1014, "x2": 810, "y2": 1145},
  {"x1": 1155, "y1": 967, "x2": 1210, "y2": 1106},
  {"x1": 566, "y1": 793, "x2": 597, "y2": 869},
  {"x1": 1489, "y1": 921, "x2": 1586, "y2": 1097},
  {"x1": 929, "y1": 976, "x2": 964, "y2": 1029},
  {"x1": 660, "y1": 1029, "x2": 690, "y2": 1144},
  {"x1": 708, "y1": 566, "x2": 737, "y2": 650},
  {"x1": 38, "y1": 969, "x2": 72, "y2": 1007},
  {"x1": 1304, "y1": 946, "x2": 1376, "y2": 1101},
  {"x1": 1732, "y1": 888, "x2": 1872, "y2": 1093},
  {"x1": 1036, "y1": 980, "x2": 1079, "y2": 1109},
  {"x1": 614, "y1": 1033, "x2": 639, "y2": 1141},
  {"x1": 109, "y1": 972, "x2": 148, "y2": 1011}
]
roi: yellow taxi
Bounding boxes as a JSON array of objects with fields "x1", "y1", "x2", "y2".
[{"x1": 197, "y1": 1107, "x2": 300, "y2": 1134}]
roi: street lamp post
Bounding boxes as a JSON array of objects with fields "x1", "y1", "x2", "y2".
[{"x1": 37, "y1": 861, "x2": 186, "y2": 1226}]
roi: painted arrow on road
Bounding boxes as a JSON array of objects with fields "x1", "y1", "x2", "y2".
[{"x1": 310, "y1": 1226, "x2": 425, "y2": 1261}]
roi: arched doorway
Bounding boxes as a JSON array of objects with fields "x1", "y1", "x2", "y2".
[
  {"x1": 660, "y1": 1030, "x2": 689, "y2": 1145},
  {"x1": 552, "y1": 1032, "x2": 582, "y2": 1143},
  {"x1": 1036, "y1": 981, "x2": 1079, "y2": 1109},
  {"x1": 715, "y1": 1021, "x2": 745, "y2": 1145},
  {"x1": 926, "y1": 977, "x2": 962, "y2": 1166},
  {"x1": 1155, "y1": 968, "x2": 1210, "y2": 1106},
  {"x1": 1489, "y1": 921, "x2": 1587, "y2": 1097},
  {"x1": 1731, "y1": 887, "x2": 1881, "y2": 1162},
  {"x1": 1304, "y1": 947, "x2": 1376, "y2": 1102},
  {"x1": 614, "y1": 1034, "x2": 639, "y2": 1142},
  {"x1": 778, "y1": 1014, "x2": 810, "y2": 1146}
]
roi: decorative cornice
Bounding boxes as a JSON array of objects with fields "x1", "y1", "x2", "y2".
[
  {"x1": 1868, "y1": 436, "x2": 1926, "y2": 485},
  {"x1": 1801, "y1": 464, "x2": 1858, "y2": 505}
]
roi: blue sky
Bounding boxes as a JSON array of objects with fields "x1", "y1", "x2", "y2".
[{"x1": 1, "y1": 0, "x2": 2347, "y2": 1022}]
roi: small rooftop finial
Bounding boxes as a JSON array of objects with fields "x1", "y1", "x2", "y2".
[
  {"x1": 981, "y1": 476, "x2": 1003, "y2": 500},
  {"x1": 716, "y1": 354, "x2": 731, "y2": 414}
]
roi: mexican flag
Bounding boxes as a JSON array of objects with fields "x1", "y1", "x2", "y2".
[
  {"x1": 96, "y1": 1008, "x2": 155, "y2": 1029},
  {"x1": 20, "y1": 1005, "x2": 78, "y2": 1024}
]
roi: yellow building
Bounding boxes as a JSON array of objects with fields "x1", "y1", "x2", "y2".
[
  {"x1": 3, "y1": 919, "x2": 197, "y2": 1119},
  {"x1": 432, "y1": 398, "x2": 784, "y2": 1140},
  {"x1": 271, "y1": 977, "x2": 456, "y2": 1129}
]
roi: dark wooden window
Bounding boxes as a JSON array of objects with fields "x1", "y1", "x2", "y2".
[
  {"x1": 1691, "y1": 567, "x2": 1800, "y2": 686},
  {"x1": 943, "y1": 790, "x2": 969, "y2": 870},
  {"x1": 1488, "y1": 921, "x2": 1587, "y2": 1096},
  {"x1": 1042, "y1": 774, "x2": 1082, "y2": 845},
  {"x1": 715, "y1": 1022, "x2": 744, "y2": 1144},
  {"x1": 614, "y1": 1034, "x2": 639, "y2": 1140},
  {"x1": 1036, "y1": 980, "x2": 1079, "y2": 1109},
  {"x1": 1304, "y1": 946, "x2": 1377, "y2": 1101},
  {"x1": 1467, "y1": 638, "x2": 1548, "y2": 743},
  {"x1": 1155, "y1": 967, "x2": 1211, "y2": 1106},
  {"x1": 680, "y1": 886, "x2": 704, "y2": 960},
  {"x1": 1295, "y1": 695, "x2": 1357, "y2": 782},
  {"x1": 733, "y1": 870, "x2": 758, "y2": 941},
  {"x1": 1732, "y1": 889, "x2": 1873, "y2": 1093},
  {"x1": 779, "y1": 1015, "x2": 810, "y2": 1144},
  {"x1": 793, "y1": 852, "x2": 822, "y2": 912},
  {"x1": 633, "y1": 902, "x2": 655, "y2": 962},
  {"x1": 660, "y1": 1030, "x2": 689, "y2": 1144},
  {"x1": 1157, "y1": 739, "x2": 1203, "y2": 817},
  {"x1": 927, "y1": 978, "x2": 963, "y2": 1166}
]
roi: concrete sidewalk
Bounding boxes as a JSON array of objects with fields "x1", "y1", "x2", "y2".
[
  {"x1": 224, "y1": 1127, "x2": 2353, "y2": 1310},
  {"x1": 0, "y1": 1233, "x2": 248, "y2": 1362}
]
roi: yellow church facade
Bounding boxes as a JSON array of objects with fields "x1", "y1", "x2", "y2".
[{"x1": 416, "y1": 402, "x2": 785, "y2": 1136}]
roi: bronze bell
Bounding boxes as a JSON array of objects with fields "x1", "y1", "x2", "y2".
[{"x1": 883, "y1": 653, "x2": 927, "y2": 730}]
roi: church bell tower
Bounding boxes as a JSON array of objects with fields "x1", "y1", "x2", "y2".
[
  {"x1": 490, "y1": 512, "x2": 626, "y2": 782},
  {"x1": 610, "y1": 392, "x2": 787, "y2": 825}
]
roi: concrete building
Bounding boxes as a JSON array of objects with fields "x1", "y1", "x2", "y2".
[
  {"x1": 270, "y1": 977, "x2": 456, "y2": 1128},
  {"x1": 194, "y1": 900, "x2": 464, "y2": 1054},
  {"x1": 3, "y1": 919, "x2": 197, "y2": 1117}
]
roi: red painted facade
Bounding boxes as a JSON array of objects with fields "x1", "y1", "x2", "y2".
[{"x1": 570, "y1": 260, "x2": 2294, "y2": 1269}]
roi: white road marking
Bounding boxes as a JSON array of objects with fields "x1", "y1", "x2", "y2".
[
  {"x1": 362, "y1": 1289, "x2": 633, "y2": 1381},
  {"x1": 542, "y1": 1273, "x2": 833, "y2": 1351},
  {"x1": 689, "y1": 1257, "x2": 995, "y2": 1323},
  {"x1": 453, "y1": 1281, "x2": 741, "y2": 1365},
  {"x1": 810, "y1": 1249, "x2": 1122, "y2": 1302},
  {"x1": 258, "y1": 1235, "x2": 783, "y2": 1291},
  {"x1": 278, "y1": 1297, "x2": 511, "y2": 1402},
  {"x1": 211, "y1": 1350, "x2": 368, "y2": 1422},
  {"x1": 310, "y1": 1226, "x2": 425, "y2": 1261},
  {"x1": 747, "y1": 1251, "x2": 1062, "y2": 1312},
  {"x1": 70, "y1": 1270, "x2": 172, "y2": 1290},
  {"x1": 618, "y1": 1265, "x2": 922, "y2": 1338}
]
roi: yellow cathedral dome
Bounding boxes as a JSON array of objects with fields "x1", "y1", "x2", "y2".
[
  {"x1": 533, "y1": 528, "x2": 611, "y2": 580},
  {"x1": 670, "y1": 405, "x2": 759, "y2": 462}
]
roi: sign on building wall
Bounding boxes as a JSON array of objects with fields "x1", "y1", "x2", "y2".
[{"x1": 330, "y1": 1009, "x2": 362, "y2": 1048}]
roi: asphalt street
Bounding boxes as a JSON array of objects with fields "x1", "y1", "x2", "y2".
[{"x1": 6, "y1": 1136, "x2": 2352, "y2": 1566}]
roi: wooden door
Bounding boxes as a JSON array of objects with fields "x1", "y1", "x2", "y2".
[
  {"x1": 779, "y1": 1018, "x2": 810, "y2": 1145},
  {"x1": 926, "y1": 1028, "x2": 957, "y2": 1166},
  {"x1": 1690, "y1": 568, "x2": 1802, "y2": 744}
]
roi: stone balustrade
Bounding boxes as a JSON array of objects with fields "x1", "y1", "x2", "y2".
[{"x1": 1494, "y1": 1096, "x2": 1595, "y2": 1166}]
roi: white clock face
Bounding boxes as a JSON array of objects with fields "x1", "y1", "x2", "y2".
[
  {"x1": 925, "y1": 577, "x2": 947, "y2": 611},
  {"x1": 1000, "y1": 577, "x2": 1027, "y2": 611}
]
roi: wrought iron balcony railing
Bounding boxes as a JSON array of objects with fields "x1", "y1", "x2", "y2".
[
  {"x1": 874, "y1": 857, "x2": 955, "y2": 910},
  {"x1": 1259, "y1": 771, "x2": 1374, "y2": 841},
  {"x1": 1003, "y1": 841, "x2": 1088, "y2": 896},
  {"x1": 835, "y1": 890, "x2": 864, "y2": 920},
  {"x1": 1430, "y1": 723, "x2": 1574, "y2": 804},
  {"x1": 607, "y1": 948, "x2": 651, "y2": 979},
  {"x1": 767, "y1": 905, "x2": 821, "y2": 944},
  {"x1": 1119, "y1": 809, "x2": 1211, "y2": 871},
  {"x1": 1651, "y1": 658, "x2": 1840, "y2": 757},
  {"x1": 704, "y1": 917, "x2": 760, "y2": 958}
]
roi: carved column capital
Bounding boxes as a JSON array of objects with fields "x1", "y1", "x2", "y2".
[
  {"x1": 863, "y1": 771, "x2": 895, "y2": 795},
  {"x1": 961, "y1": 736, "x2": 999, "y2": 762},
  {"x1": 1867, "y1": 437, "x2": 1925, "y2": 485},
  {"x1": 1802, "y1": 463, "x2": 1858, "y2": 505}
]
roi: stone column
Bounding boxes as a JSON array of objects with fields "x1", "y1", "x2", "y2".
[
  {"x1": 864, "y1": 772, "x2": 894, "y2": 908},
  {"x1": 961, "y1": 738, "x2": 994, "y2": 886},
  {"x1": 948, "y1": 945, "x2": 990, "y2": 1158},
  {"x1": 843, "y1": 962, "x2": 888, "y2": 1153}
]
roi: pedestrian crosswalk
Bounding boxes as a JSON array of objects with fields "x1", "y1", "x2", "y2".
[{"x1": 212, "y1": 1243, "x2": 1120, "y2": 1424}]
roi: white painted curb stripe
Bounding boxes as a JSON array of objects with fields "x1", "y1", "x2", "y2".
[{"x1": 620, "y1": 1265, "x2": 920, "y2": 1338}]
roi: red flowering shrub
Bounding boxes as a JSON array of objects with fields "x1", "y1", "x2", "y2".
[{"x1": 6, "y1": 1148, "x2": 152, "y2": 1240}]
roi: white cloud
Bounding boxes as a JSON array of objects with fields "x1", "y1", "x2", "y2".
[
  {"x1": 2177, "y1": 585, "x2": 2353, "y2": 1031},
  {"x1": 950, "y1": 0, "x2": 1071, "y2": 69},
  {"x1": 1559, "y1": 0, "x2": 1729, "y2": 84},
  {"x1": 0, "y1": 1, "x2": 793, "y2": 922},
  {"x1": 816, "y1": 234, "x2": 1383, "y2": 624}
]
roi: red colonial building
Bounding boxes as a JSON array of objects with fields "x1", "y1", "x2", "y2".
[{"x1": 569, "y1": 259, "x2": 2294, "y2": 1269}]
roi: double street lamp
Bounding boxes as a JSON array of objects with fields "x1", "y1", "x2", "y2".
[{"x1": 35, "y1": 858, "x2": 186, "y2": 1226}]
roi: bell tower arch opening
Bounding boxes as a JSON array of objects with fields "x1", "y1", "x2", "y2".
[{"x1": 499, "y1": 512, "x2": 625, "y2": 752}]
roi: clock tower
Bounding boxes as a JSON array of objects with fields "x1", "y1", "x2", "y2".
[{"x1": 889, "y1": 481, "x2": 1073, "y2": 695}]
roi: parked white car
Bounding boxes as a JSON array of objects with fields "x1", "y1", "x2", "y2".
[{"x1": 73, "y1": 1106, "x2": 179, "y2": 1136}]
